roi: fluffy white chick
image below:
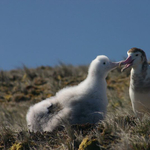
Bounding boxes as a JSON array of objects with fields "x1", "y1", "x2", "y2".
[{"x1": 26, "y1": 55, "x2": 119, "y2": 132}]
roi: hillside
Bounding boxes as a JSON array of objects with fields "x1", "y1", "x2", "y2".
[{"x1": 0, "y1": 64, "x2": 150, "y2": 150}]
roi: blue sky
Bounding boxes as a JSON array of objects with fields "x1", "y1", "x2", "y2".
[{"x1": 0, "y1": 1, "x2": 150, "y2": 70}]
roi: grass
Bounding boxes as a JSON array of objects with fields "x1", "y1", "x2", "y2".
[{"x1": 0, "y1": 64, "x2": 150, "y2": 149}]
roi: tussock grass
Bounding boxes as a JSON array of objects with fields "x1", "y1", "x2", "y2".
[{"x1": 0, "y1": 64, "x2": 150, "y2": 150}]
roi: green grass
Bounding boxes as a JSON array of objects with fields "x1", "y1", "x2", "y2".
[{"x1": 0, "y1": 64, "x2": 150, "y2": 150}]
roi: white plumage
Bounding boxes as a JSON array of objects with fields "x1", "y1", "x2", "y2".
[
  {"x1": 26, "y1": 55, "x2": 119, "y2": 132},
  {"x1": 120, "y1": 48, "x2": 150, "y2": 118}
]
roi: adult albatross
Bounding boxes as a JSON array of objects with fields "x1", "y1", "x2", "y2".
[{"x1": 120, "y1": 48, "x2": 150, "y2": 118}]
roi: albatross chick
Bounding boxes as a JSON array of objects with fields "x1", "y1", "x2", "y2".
[{"x1": 26, "y1": 55, "x2": 119, "y2": 132}]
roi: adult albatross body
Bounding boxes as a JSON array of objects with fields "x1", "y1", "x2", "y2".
[
  {"x1": 26, "y1": 55, "x2": 119, "y2": 132},
  {"x1": 120, "y1": 48, "x2": 150, "y2": 118}
]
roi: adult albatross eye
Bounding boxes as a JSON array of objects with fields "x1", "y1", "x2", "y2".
[
  {"x1": 135, "y1": 54, "x2": 139, "y2": 56},
  {"x1": 103, "y1": 62, "x2": 106, "y2": 65}
]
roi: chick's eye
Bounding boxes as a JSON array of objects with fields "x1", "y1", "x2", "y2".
[
  {"x1": 135, "y1": 54, "x2": 139, "y2": 56},
  {"x1": 103, "y1": 62, "x2": 106, "y2": 65}
]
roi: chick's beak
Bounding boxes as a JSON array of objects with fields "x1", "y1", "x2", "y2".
[{"x1": 109, "y1": 62, "x2": 120, "y2": 70}]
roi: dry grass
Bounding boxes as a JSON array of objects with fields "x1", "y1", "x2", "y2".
[{"x1": 0, "y1": 64, "x2": 150, "y2": 150}]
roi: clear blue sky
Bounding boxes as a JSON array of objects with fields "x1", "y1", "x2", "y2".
[{"x1": 0, "y1": 1, "x2": 150, "y2": 70}]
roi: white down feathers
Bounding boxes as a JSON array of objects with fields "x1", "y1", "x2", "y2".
[{"x1": 26, "y1": 55, "x2": 119, "y2": 132}]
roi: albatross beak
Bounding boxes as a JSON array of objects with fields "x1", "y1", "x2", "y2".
[
  {"x1": 119, "y1": 56, "x2": 132, "y2": 66},
  {"x1": 119, "y1": 56, "x2": 134, "y2": 72},
  {"x1": 109, "y1": 62, "x2": 120, "y2": 70}
]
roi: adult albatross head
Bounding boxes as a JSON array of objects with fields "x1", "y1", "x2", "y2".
[{"x1": 120, "y1": 48, "x2": 148, "y2": 72}]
